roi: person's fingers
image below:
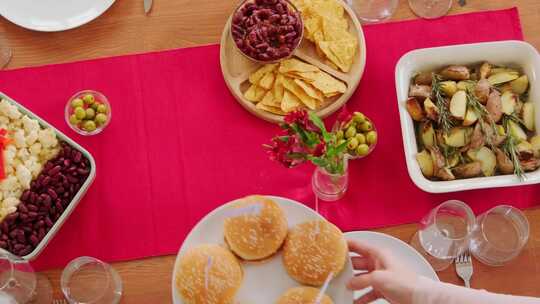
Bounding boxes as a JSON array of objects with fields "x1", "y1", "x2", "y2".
[
  {"x1": 354, "y1": 290, "x2": 380, "y2": 304},
  {"x1": 347, "y1": 272, "x2": 374, "y2": 291},
  {"x1": 351, "y1": 256, "x2": 371, "y2": 270},
  {"x1": 347, "y1": 239, "x2": 378, "y2": 257}
]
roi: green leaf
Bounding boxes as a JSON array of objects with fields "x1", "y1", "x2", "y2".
[
  {"x1": 309, "y1": 112, "x2": 331, "y2": 143},
  {"x1": 308, "y1": 156, "x2": 327, "y2": 168}
]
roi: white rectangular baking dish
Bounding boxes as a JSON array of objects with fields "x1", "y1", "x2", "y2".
[
  {"x1": 0, "y1": 91, "x2": 96, "y2": 260},
  {"x1": 395, "y1": 40, "x2": 540, "y2": 193}
]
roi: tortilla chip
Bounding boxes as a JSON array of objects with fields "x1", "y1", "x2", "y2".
[
  {"x1": 279, "y1": 58, "x2": 320, "y2": 74},
  {"x1": 249, "y1": 64, "x2": 278, "y2": 84},
  {"x1": 319, "y1": 39, "x2": 356, "y2": 73},
  {"x1": 260, "y1": 91, "x2": 281, "y2": 108},
  {"x1": 259, "y1": 72, "x2": 276, "y2": 90},
  {"x1": 294, "y1": 78, "x2": 324, "y2": 101},
  {"x1": 244, "y1": 84, "x2": 267, "y2": 103},
  {"x1": 273, "y1": 74, "x2": 285, "y2": 102},
  {"x1": 256, "y1": 102, "x2": 286, "y2": 115},
  {"x1": 281, "y1": 77, "x2": 318, "y2": 110},
  {"x1": 310, "y1": 72, "x2": 347, "y2": 97},
  {"x1": 281, "y1": 90, "x2": 302, "y2": 113}
]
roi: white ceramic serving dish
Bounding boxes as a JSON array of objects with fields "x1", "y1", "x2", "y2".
[
  {"x1": 0, "y1": 0, "x2": 115, "y2": 32},
  {"x1": 0, "y1": 92, "x2": 96, "y2": 260},
  {"x1": 172, "y1": 195, "x2": 353, "y2": 304},
  {"x1": 395, "y1": 40, "x2": 540, "y2": 193}
]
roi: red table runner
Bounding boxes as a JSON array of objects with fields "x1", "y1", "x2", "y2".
[{"x1": 0, "y1": 8, "x2": 536, "y2": 270}]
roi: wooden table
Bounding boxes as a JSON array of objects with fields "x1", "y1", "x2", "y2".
[{"x1": 1, "y1": 0, "x2": 539, "y2": 302}]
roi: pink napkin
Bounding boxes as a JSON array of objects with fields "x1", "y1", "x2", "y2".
[{"x1": 0, "y1": 8, "x2": 534, "y2": 270}]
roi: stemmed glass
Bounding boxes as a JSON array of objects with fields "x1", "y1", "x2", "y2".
[
  {"x1": 410, "y1": 200, "x2": 475, "y2": 271},
  {"x1": 408, "y1": 0, "x2": 452, "y2": 19},
  {"x1": 346, "y1": 0, "x2": 399, "y2": 24},
  {"x1": 469, "y1": 205, "x2": 530, "y2": 266}
]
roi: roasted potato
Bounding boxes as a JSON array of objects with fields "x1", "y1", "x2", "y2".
[
  {"x1": 476, "y1": 146, "x2": 497, "y2": 176},
  {"x1": 488, "y1": 71, "x2": 519, "y2": 85},
  {"x1": 409, "y1": 84, "x2": 432, "y2": 99},
  {"x1": 414, "y1": 71, "x2": 433, "y2": 85},
  {"x1": 423, "y1": 98, "x2": 439, "y2": 121},
  {"x1": 436, "y1": 167, "x2": 456, "y2": 181},
  {"x1": 474, "y1": 79, "x2": 490, "y2": 104},
  {"x1": 510, "y1": 75, "x2": 529, "y2": 95},
  {"x1": 479, "y1": 62, "x2": 491, "y2": 79},
  {"x1": 416, "y1": 150, "x2": 434, "y2": 177},
  {"x1": 522, "y1": 102, "x2": 535, "y2": 131},
  {"x1": 440, "y1": 81, "x2": 458, "y2": 97},
  {"x1": 406, "y1": 97, "x2": 425, "y2": 121},
  {"x1": 500, "y1": 91, "x2": 516, "y2": 115},
  {"x1": 494, "y1": 148, "x2": 514, "y2": 174},
  {"x1": 521, "y1": 158, "x2": 540, "y2": 172},
  {"x1": 530, "y1": 135, "x2": 540, "y2": 158},
  {"x1": 420, "y1": 121, "x2": 436, "y2": 148},
  {"x1": 449, "y1": 90, "x2": 467, "y2": 120},
  {"x1": 453, "y1": 162, "x2": 482, "y2": 178},
  {"x1": 440, "y1": 65, "x2": 470, "y2": 81}
]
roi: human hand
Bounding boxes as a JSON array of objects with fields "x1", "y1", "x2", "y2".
[{"x1": 347, "y1": 240, "x2": 419, "y2": 304}]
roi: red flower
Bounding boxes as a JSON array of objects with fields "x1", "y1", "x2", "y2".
[
  {"x1": 265, "y1": 135, "x2": 306, "y2": 168},
  {"x1": 313, "y1": 142, "x2": 325, "y2": 157},
  {"x1": 284, "y1": 110, "x2": 319, "y2": 132}
]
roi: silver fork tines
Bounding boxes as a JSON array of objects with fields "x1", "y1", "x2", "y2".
[{"x1": 455, "y1": 250, "x2": 473, "y2": 288}]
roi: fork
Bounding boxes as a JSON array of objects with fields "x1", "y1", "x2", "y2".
[
  {"x1": 52, "y1": 299, "x2": 68, "y2": 304},
  {"x1": 455, "y1": 250, "x2": 473, "y2": 288}
]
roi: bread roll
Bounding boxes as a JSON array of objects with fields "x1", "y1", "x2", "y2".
[
  {"x1": 283, "y1": 220, "x2": 347, "y2": 286},
  {"x1": 175, "y1": 244, "x2": 243, "y2": 304},
  {"x1": 224, "y1": 195, "x2": 288, "y2": 260},
  {"x1": 277, "y1": 286, "x2": 334, "y2": 304}
]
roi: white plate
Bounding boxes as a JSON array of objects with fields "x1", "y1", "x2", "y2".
[
  {"x1": 171, "y1": 196, "x2": 354, "y2": 304},
  {"x1": 345, "y1": 231, "x2": 439, "y2": 304},
  {"x1": 395, "y1": 40, "x2": 540, "y2": 193},
  {"x1": 0, "y1": 0, "x2": 115, "y2": 32}
]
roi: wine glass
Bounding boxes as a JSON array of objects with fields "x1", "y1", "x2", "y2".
[
  {"x1": 408, "y1": 0, "x2": 452, "y2": 19},
  {"x1": 346, "y1": 0, "x2": 399, "y2": 24},
  {"x1": 469, "y1": 205, "x2": 529, "y2": 266},
  {"x1": 61, "y1": 256, "x2": 122, "y2": 304},
  {"x1": 0, "y1": 249, "x2": 36, "y2": 303},
  {"x1": 410, "y1": 200, "x2": 475, "y2": 271}
]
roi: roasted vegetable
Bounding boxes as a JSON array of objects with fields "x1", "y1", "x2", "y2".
[
  {"x1": 424, "y1": 98, "x2": 439, "y2": 121},
  {"x1": 494, "y1": 147, "x2": 514, "y2": 174},
  {"x1": 474, "y1": 79, "x2": 490, "y2": 104},
  {"x1": 440, "y1": 65, "x2": 470, "y2": 81},
  {"x1": 501, "y1": 91, "x2": 516, "y2": 115},
  {"x1": 522, "y1": 102, "x2": 535, "y2": 131},
  {"x1": 475, "y1": 146, "x2": 497, "y2": 176},
  {"x1": 406, "y1": 97, "x2": 425, "y2": 121},
  {"x1": 453, "y1": 162, "x2": 482, "y2": 178},
  {"x1": 530, "y1": 135, "x2": 540, "y2": 158},
  {"x1": 440, "y1": 81, "x2": 458, "y2": 97},
  {"x1": 508, "y1": 120, "x2": 527, "y2": 141},
  {"x1": 463, "y1": 107, "x2": 478, "y2": 126},
  {"x1": 450, "y1": 90, "x2": 467, "y2": 120},
  {"x1": 409, "y1": 84, "x2": 432, "y2": 99},
  {"x1": 517, "y1": 141, "x2": 534, "y2": 160},
  {"x1": 415, "y1": 72, "x2": 433, "y2": 85},
  {"x1": 486, "y1": 90, "x2": 503, "y2": 123},
  {"x1": 420, "y1": 121, "x2": 436, "y2": 148},
  {"x1": 457, "y1": 81, "x2": 475, "y2": 92},
  {"x1": 479, "y1": 62, "x2": 491, "y2": 79},
  {"x1": 521, "y1": 158, "x2": 540, "y2": 172},
  {"x1": 510, "y1": 75, "x2": 529, "y2": 95},
  {"x1": 437, "y1": 167, "x2": 456, "y2": 181},
  {"x1": 416, "y1": 150, "x2": 434, "y2": 177},
  {"x1": 444, "y1": 127, "x2": 469, "y2": 147},
  {"x1": 488, "y1": 71, "x2": 519, "y2": 85}
]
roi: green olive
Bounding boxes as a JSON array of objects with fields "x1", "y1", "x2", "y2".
[
  {"x1": 336, "y1": 130, "x2": 344, "y2": 140},
  {"x1": 83, "y1": 94, "x2": 95, "y2": 105},
  {"x1": 345, "y1": 126, "x2": 357, "y2": 138},
  {"x1": 353, "y1": 112, "x2": 366, "y2": 124},
  {"x1": 91, "y1": 103, "x2": 99, "y2": 111},
  {"x1": 74, "y1": 107, "x2": 86, "y2": 120},
  {"x1": 360, "y1": 121, "x2": 373, "y2": 132},
  {"x1": 71, "y1": 98, "x2": 84, "y2": 109},
  {"x1": 95, "y1": 113, "x2": 108, "y2": 125},
  {"x1": 85, "y1": 108, "x2": 96, "y2": 119},
  {"x1": 347, "y1": 138, "x2": 359, "y2": 150},
  {"x1": 355, "y1": 133, "x2": 366, "y2": 145},
  {"x1": 366, "y1": 131, "x2": 377, "y2": 145},
  {"x1": 356, "y1": 144, "x2": 370, "y2": 156},
  {"x1": 82, "y1": 120, "x2": 97, "y2": 132},
  {"x1": 97, "y1": 104, "x2": 108, "y2": 114},
  {"x1": 68, "y1": 114, "x2": 80, "y2": 125}
]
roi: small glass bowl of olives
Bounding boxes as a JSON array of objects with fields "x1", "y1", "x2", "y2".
[
  {"x1": 334, "y1": 111, "x2": 378, "y2": 159},
  {"x1": 65, "y1": 90, "x2": 111, "y2": 136}
]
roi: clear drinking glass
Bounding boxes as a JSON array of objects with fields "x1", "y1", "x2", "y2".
[
  {"x1": 408, "y1": 0, "x2": 452, "y2": 19},
  {"x1": 346, "y1": 0, "x2": 399, "y2": 24},
  {"x1": 469, "y1": 205, "x2": 529, "y2": 266},
  {"x1": 410, "y1": 200, "x2": 475, "y2": 271},
  {"x1": 312, "y1": 159, "x2": 348, "y2": 202},
  {"x1": 0, "y1": 249, "x2": 36, "y2": 303},
  {"x1": 61, "y1": 257, "x2": 122, "y2": 304}
]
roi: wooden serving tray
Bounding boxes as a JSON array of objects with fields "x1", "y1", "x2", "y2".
[{"x1": 220, "y1": 0, "x2": 367, "y2": 123}]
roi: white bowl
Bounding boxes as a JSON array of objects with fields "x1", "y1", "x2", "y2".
[{"x1": 395, "y1": 40, "x2": 540, "y2": 193}]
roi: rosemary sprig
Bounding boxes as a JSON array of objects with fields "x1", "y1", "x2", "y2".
[
  {"x1": 502, "y1": 115, "x2": 525, "y2": 180},
  {"x1": 432, "y1": 74, "x2": 454, "y2": 133}
]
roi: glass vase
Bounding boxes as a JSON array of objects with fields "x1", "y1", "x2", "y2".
[{"x1": 312, "y1": 159, "x2": 348, "y2": 202}]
